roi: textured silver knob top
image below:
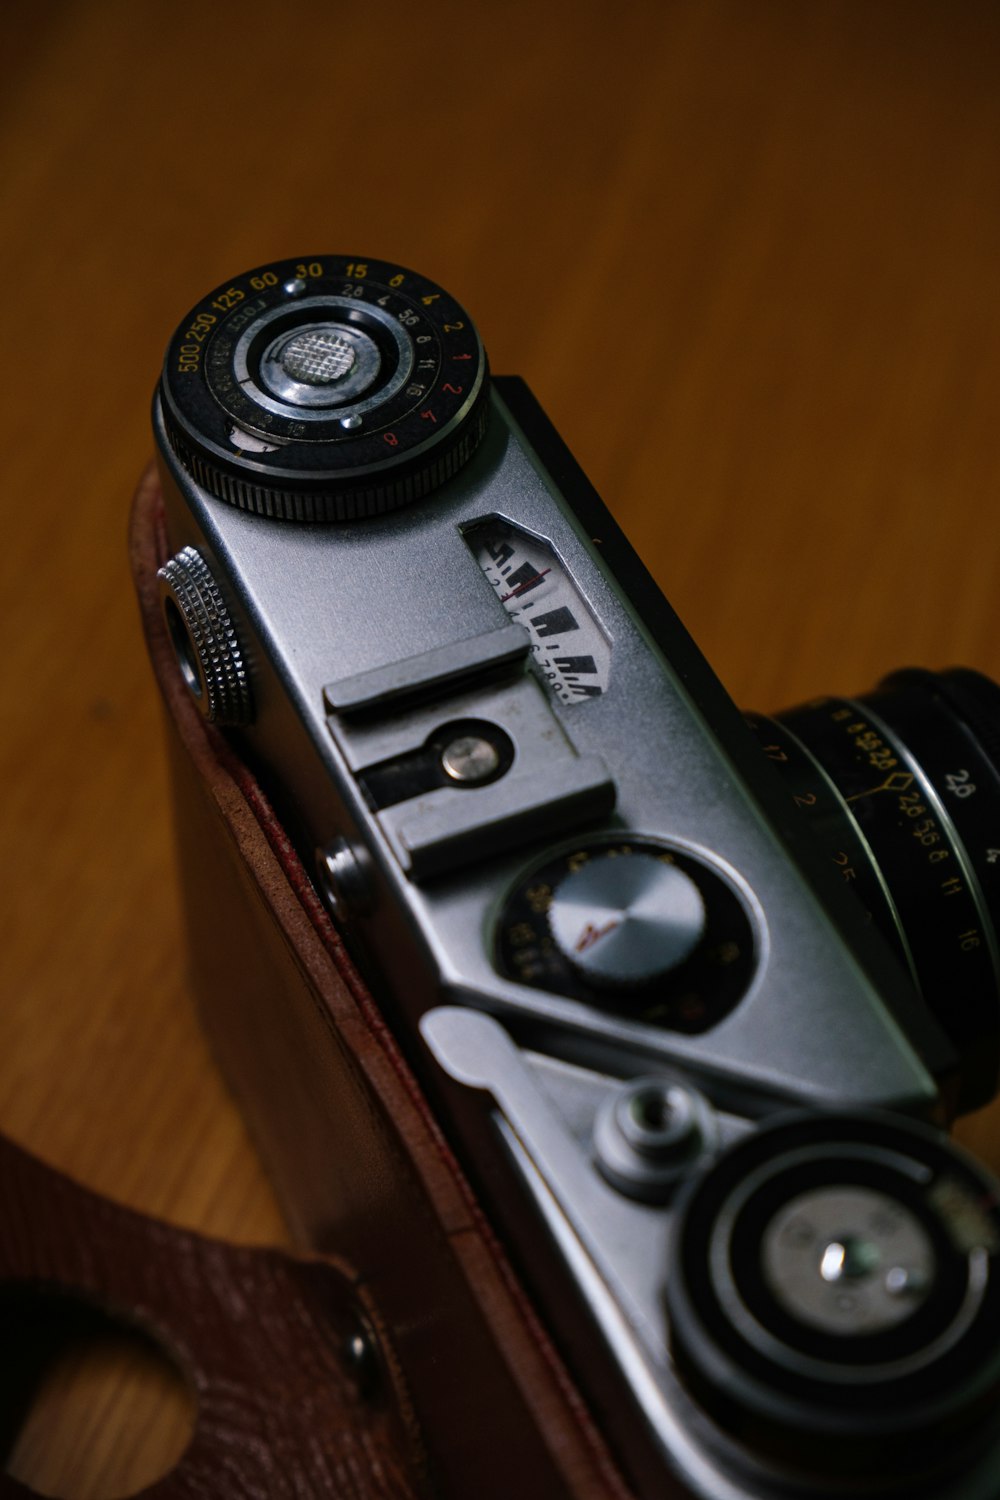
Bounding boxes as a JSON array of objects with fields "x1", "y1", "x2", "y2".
[
  {"x1": 157, "y1": 547, "x2": 253, "y2": 726},
  {"x1": 257, "y1": 321, "x2": 384, "y2": 410},
  {"x1": 280, "y1": 329, "x2": 357, "y2": 385},
  {"x1": 548, "y1": 851, "x2": 706, "y2": 987}
]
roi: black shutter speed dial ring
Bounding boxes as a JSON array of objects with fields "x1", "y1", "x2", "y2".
[{"x1": 159, "y1": 255, "x2": 490, "y2": 522}]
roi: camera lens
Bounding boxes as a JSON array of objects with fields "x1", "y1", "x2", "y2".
[{"x1": 747, "y1": 668, "x2": 1000, "y2": 1114}]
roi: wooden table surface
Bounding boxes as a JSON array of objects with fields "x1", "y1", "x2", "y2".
[{"x1": 4, "y1": 1, "x2": 1000, "y2": 1493}]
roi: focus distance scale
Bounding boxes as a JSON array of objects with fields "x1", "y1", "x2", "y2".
[{"x1": 159, "y1": 255, "x2": 489, "y2": 521}]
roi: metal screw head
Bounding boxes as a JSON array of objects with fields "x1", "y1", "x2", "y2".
[
  {"x1": 316, "y1": 838, "x2": 371, "y2": 922},
  {"x1": 441, "y1": 734, "x2": 502, "y2": 785},
  {"x1": 885, "y1": 1264, "x2": 928, "y2": 1297},
  {"x1": 344, "y1": 1325, "x2": 380, "y2": 1400},
  {"x1": 819, "y1": 1235, "x2": 881, "y2": 1284}
]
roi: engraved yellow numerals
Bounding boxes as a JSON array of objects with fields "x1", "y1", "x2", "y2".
[
  {"x1": 210, "y1": 285, "x2": 245, "y2": 313},
  {"x1": 850, "y1": 724, "x2": 898, "y2": 773},
  {"x1": 897, "y1": 792, "x2": 950, "y2": 864},
  {"x1": 526, "y1": 883, "x2": 552, "y2": 914},
  {"x1": 177, "y1": 310, "x2": 216, "y2": 373}
]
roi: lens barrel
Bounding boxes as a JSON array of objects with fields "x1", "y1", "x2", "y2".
[{"x1": 748, "y1": 668, "x2": 1000, "y2": 1114}]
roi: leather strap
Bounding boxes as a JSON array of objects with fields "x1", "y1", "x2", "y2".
[{"x1": 0, "y1": 1130, "x2": 423, "y2": 1497}]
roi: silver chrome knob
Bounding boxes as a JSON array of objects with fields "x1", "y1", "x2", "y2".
[
  {"x1": 157, "y1": 547, "x2": 253, "y2": 726},
  {"x1": 548, "y1": 850, "x2": 706, "y2": 987},
  {"x1": 258, "y1": 321, "x2": 383, "y2": 409},
  {"x1": 280, "y1": 328, "x2": 357, "y2": 384},
  {"x1": 594, "y1": 1075, "x2": 717, "y2": 1202}
]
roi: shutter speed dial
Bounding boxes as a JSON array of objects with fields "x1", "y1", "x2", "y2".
[
  {"x1": 496, "y1": 838, "x2": 756, "y2": 1033},
  {"x1": 158, "y1": 255, "x2": 490, "y2": 522}
]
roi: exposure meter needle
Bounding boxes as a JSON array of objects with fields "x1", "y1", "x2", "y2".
[{"x1": 500, "y1": 568, "x2": 551, "y2": 602}]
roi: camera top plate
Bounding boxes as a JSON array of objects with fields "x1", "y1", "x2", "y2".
[{"x1": 159, "y1": 255, "x2": 490, "y2": 521}]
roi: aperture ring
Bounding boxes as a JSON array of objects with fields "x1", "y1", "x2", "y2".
[
  {"x1": 776, "y1": 694, "x2": 999, "y2": 1112},
  {"x1": 745, "y1": 711, "x2": 912, "y2": 983}
]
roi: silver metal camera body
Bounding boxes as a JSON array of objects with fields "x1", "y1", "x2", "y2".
[{"x1": 154, "y1": 257, "x2": 1000, "y2": 1499}]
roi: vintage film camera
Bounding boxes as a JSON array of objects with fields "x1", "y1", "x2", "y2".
[{"x1": 152, "y1": 256, "x2": 1000, "y2": 1498}]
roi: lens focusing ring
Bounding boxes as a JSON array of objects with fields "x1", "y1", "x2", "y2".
[
  {"x1": 930, "y1": 668, "x2": 1000, "y2": 774},
  {"x1": 750, "y1": 666, "x2": 1000, "y2": 1115}
]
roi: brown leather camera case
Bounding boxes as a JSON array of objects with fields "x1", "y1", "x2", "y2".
[{"x1": 129, "y1": 462, "x2": 648, "y2": 1498}]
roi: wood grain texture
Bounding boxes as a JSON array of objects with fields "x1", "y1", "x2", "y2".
[{"x1": 3, "y1": 0, "x2": 1000, "y2": 1489}]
